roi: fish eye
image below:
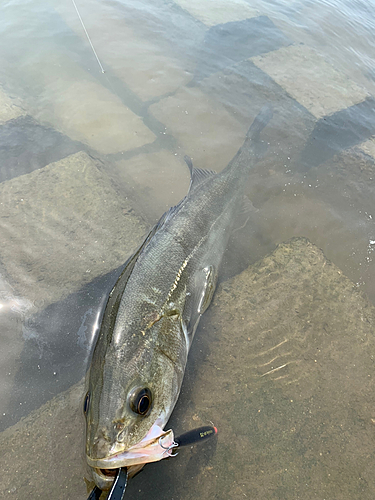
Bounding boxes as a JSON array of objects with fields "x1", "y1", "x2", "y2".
[
  {"x1": 83, "y1": 391, "x2": 90, "y2": 415},
  {"x1": 129, "y1": 387, "x2": 152, "y2": 416}
]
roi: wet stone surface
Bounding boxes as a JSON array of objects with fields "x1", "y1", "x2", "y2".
[
  {"x1": 0, "y1": 151, "x2": 147, "y2": 306},
  {"x1": 149, "y1": 85, "x2": 248, "y2": 172},
  {"x1": 252, "y1": 45, "x2": 370, "y2": 119},
  {"x1": 174, "y1": 0, "x2": 259, "y2": 27},
  {"x1": 0, "y1": 85, "x2": 26, "y2": 124},
  {"x1": 114, "y1": 150, "x2": 190, "y2": 221},
  {"x1": 0, "y1": 381, "x2": 87, "y2": 500},
  {"x1": 192, "y1": 16, "x2": 291, "y2": 83},
  {"x1": 299, "y1": 97, "x2": 375, "y2": 169},
  {"x1": 253, "y1": 143, "x2": 375, "y2": 302},
  {"x1": 1, "y1": 238, "x2": 375, "y2": 499},
  {"x1": 54, "y1": 0, "x2": 194, "y2": 102},
  {"x1": 169, "y1": 237, "x2": 375, "y2": 500},
  {"x1": 0, "y1": 115, "x2": 84, "y2": 183}
]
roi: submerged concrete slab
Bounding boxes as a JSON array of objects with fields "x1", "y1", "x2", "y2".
[
  {"x1": 252, "y1": 45, "x2": 369, "y2": 119},
  {"x1": 0, "y1": 151, "x2": 147, "y2": 307},
  {"x1": 114, "y1": 150, "x2": 190, "y2": 221},
  {"x1": 149, "y1": 86, "x2": 247, "y2": 172},
  {"x1": 0, "y1": 381, "x2": 87, "y2": 500},
  {"x1": 191, "y1": 60, "x2": 315, "y2": 173},
  {"x1": 360, "y1": 136, "x2": 375, "y2": 159},
  {"x1": 0, "y1": 115, "x2": 84, "y2": 183},
  {"x1": 252, "y1": 140, "x2": 375, "y2": 302},
  {"x1": 175, "y1": 0, "x2": 259, "y2": 27},
  {"x1": 192, "y1": 16, "x2": 292, "y2": 82},
  {"x1": 0, "y1": 85, "x2": 26, "y2": 124},
  {"x1": 54, "y1": 0, "x2": 191, "y2": 101},
  {"x1": 168, "y1": 237, "x2": 375, "y2": 500},
  {"x1": 1, "y1": 238, "x2": 375, "y2": 499},
  {"x1": 298, "y1": 98, "x2": 375, "y2": 169},
  {"x1": 35, "y1": 69, "x2": 155, "y2": 154}
]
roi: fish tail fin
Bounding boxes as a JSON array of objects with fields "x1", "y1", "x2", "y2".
[
  {"x1": 246, "y1": 105, "x2": 273, "y2": 142},
  {"x1": 224, "y1": 105, "x2": 273, "y2": 174}
]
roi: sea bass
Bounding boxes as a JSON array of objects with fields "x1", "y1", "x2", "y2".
[{"x1": 84, "y1": 107, "x2": 272, "y2": 489}]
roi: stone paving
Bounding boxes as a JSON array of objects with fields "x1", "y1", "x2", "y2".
[
  {"x1": 54, "y1": 0, "x2": 193, "y2": 102},
  {"x1": 174, "y1": 0, "x2": 259, "y2": 26},
  {"x1": 0, "y1": 151, "x2": 147, "y2": 307},
  {"x1": 28, "y1": 52, "x2": 156, "y2": 154},
  {"x1": 149, "y1": 86, "x2": 247, "y2": 171},
  {"x1": 252, "y1": 44, "x2": 370, "y2": 119},
  {"x1": 0, "y1": 115, "x2": 83, "y2": 183},
  {"x1": 114, "y1": 150, "x2": 190, "y2": 220},
  {"x1": 360, "y1": 137, "x2": 375, "y2": 158},
  {"x1": 0, "y1": 86, "x2": 27, "y2": 124}
]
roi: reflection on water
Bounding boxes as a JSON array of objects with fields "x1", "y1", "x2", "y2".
[{"x1": 0, "y1": 0, "x2": 375, "y2": 498}]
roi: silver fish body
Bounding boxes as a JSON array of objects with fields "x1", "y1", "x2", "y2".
[{"x1": 84, "y1": 107, "x2": 272, "y2": 489}]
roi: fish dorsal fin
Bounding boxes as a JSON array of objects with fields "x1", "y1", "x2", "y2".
[
  {"x1": 134, "y1": 157, "x2": 216, "y2": 236},
  {"x1": 184, "y1": 155, "x2": 216, "y2": 194}
]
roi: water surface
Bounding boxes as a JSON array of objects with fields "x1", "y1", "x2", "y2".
[{"x1": 0, "y1": 0, "x2": 375, "y2": 498}]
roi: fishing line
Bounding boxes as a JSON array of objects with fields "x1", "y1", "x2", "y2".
[
  {"x1": 70, "y1": 0, "x2": 106, "y2": 74},
  {"x1": 71, "y1": 0, "x2": 121, "y2": 103}
]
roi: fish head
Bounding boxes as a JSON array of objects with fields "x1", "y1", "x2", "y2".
[{"x1": 84, "y1": 309, "x2": 188, "y2": 489}]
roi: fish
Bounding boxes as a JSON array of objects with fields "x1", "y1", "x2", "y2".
[{"x1": 84, "y1": 107, "x2": 273, "y2": 490}]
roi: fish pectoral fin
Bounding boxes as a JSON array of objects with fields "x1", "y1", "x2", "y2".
[
  {"x1": 197, "y1": 265, "x2": 218, "y2": 315},
  {"x1": 182, "y1": 266, "x2": 217, "y2": 341},
  {"x1": 181, "y1": 317, "x2": 191, "y2": 348}
]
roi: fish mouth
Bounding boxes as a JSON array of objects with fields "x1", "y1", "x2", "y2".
[
  {"x1": 91, "y1": 464, "x2": 145, "y2": 491},
  {"x1": 92, "y1": 467, "x2": 117, "y2": 491},
  {"x1": 87, "y1": 422, "x2": 176, "y2": 469}
]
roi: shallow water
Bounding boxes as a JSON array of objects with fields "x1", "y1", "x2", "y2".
[{"x1": 0, "y1": 0, "x2": 375, "y2": 498}]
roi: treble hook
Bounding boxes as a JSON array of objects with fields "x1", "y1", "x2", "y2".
[{"x1": 159, "y1": 434, "x2": 179, "y2": 457}]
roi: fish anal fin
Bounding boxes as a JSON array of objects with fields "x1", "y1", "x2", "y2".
[{"x1": 241, "y1": 195, "x2": 258, "y2": 215}]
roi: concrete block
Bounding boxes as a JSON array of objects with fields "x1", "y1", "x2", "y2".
[
  {"x1": 192, "y1": 16, "x2": 292, "y2": 82},
  {"x1": 174, "y1": 0, "x2": 259, "y2": 27},
  {"x1": 54, "y1": 1, "x2": 191, "y2": 101},
  {"x1": 114, "y1": 150, "x2": 190, "y2": 221},
  {"x1": 360, "y1": 137, "x2": 375, "y2": 158},
  {"x1": 0, "y1": 115, "x2": 83, "y2": 183},
  {"x1": 0, "y1": 275, "x2": 30, "y2": 424},
  {"x1": 0, "y1": 381, "x2": 87, "y2": 500},
  {"x1": 166, "y1": 238, "x2": 375, "y2": 500},
  {"x1": 149, "y1": 86, "x2": 246, "y2": 172},
  {"x1": 191, "y1": 60, "x2": 315, "y2": 172},
  {"x1": 35, "y1": 71, "x2": 155, "y2": 154},
  {"x1": 252, "y1": 45, "x2": 369, "y2": 119},
  {"x1": 0, "y1": 86, "x2": 26, "y2": 124},
  {"x1": 255, "y1": 145, "x2": 375, "y2": 302},
  {"x1": 0, "y1": 151, "x2": 147, "y2": 307},
  {"x1": 298, "y1": 98, "x2": 375, "y2": 169}
]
